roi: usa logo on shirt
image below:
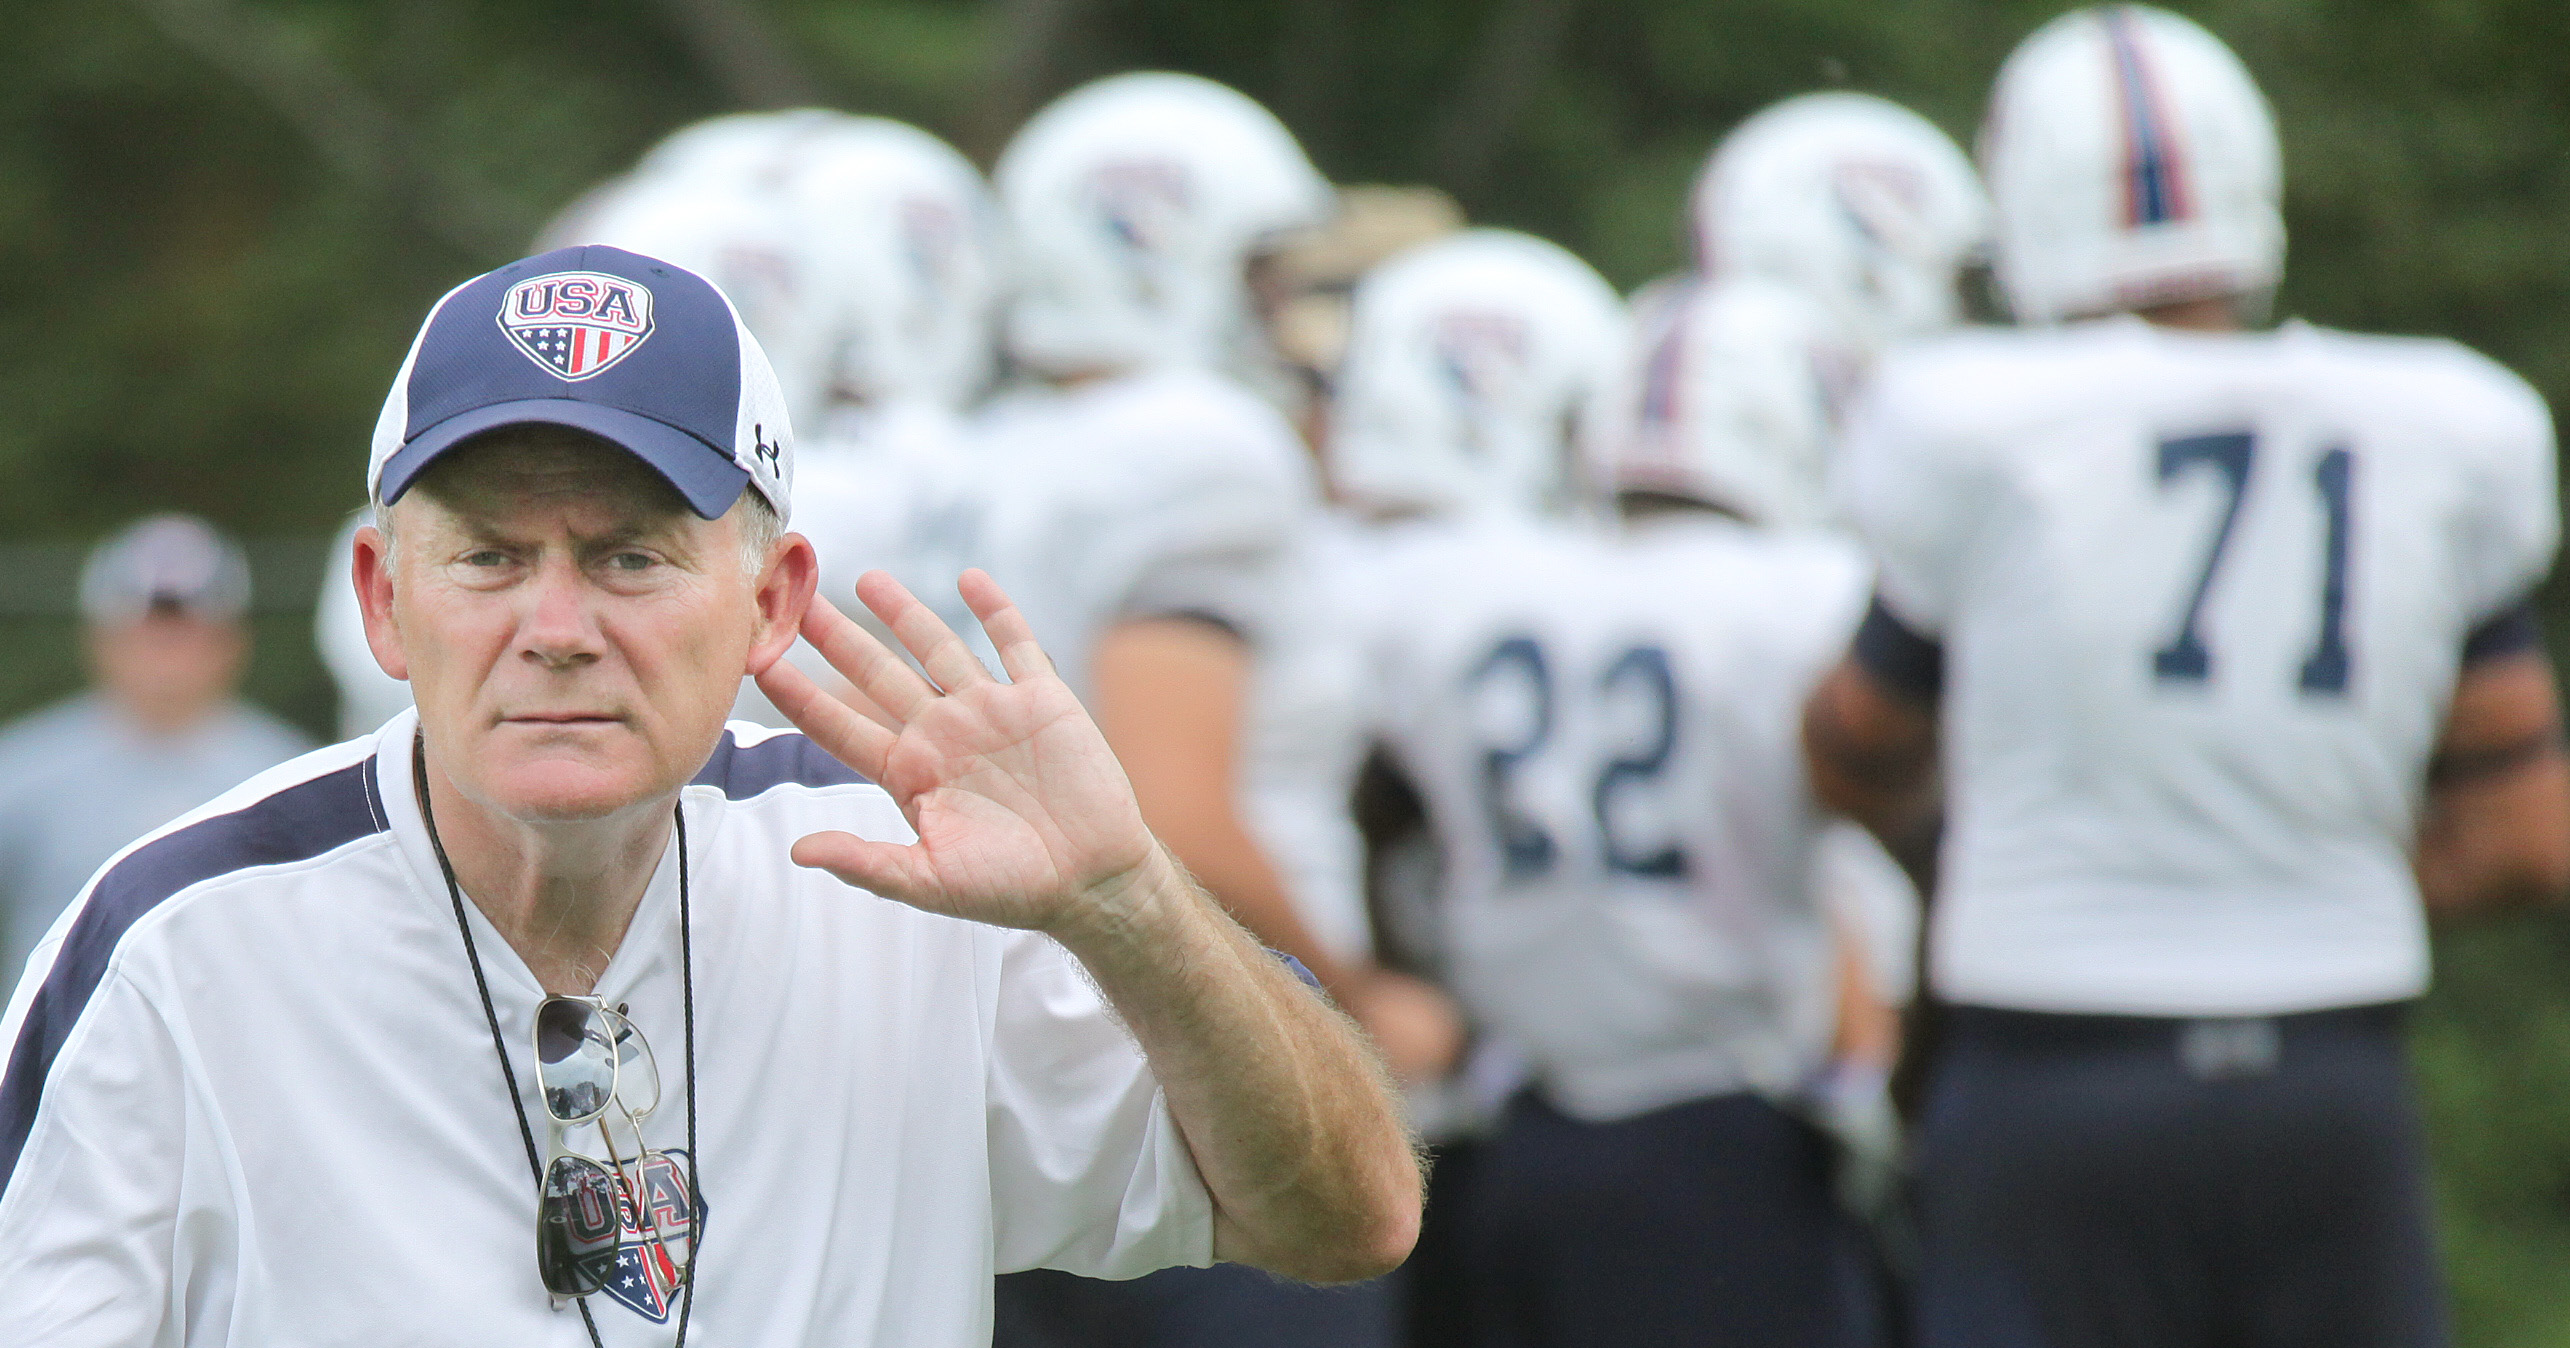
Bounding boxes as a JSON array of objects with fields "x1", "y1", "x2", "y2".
[
  {"x1": 498, "y1": 271, "x2": 655, "y2": 381},
  {"x1": 601, "y1": 1149, "x2": 702, "y2": 1323}
]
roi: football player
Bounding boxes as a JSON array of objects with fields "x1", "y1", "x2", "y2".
[
  {"x1": 1802, "y1": 10, "x2": 2570, "y2": 1346},
  {"x1": 1608, "y1": 92, "x2": 1989, "y2": 1226},
  {"x1": 1321, "y1": 228, "x2": 1625, "y2": 1346},
  {"x1": 981, "y1": 72, "x2": 1410, "y2": 1348},
  {"x1": 1354, "y1": 222, "x2": 1912, "y2": 1346}
]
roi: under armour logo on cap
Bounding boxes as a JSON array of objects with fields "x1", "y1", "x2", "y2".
[{"x1": 498, "y1": 271, "x2": 657, "y2": 380}]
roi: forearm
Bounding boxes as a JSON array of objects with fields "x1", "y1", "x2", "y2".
[
  {"x1": 2416, "y1": 750, "x2": 2570, "y2": 919},
  {"x1": 1050, "y1": 845, "x2": 1421, "y2": 1283},
  {"x1": 1146, "y1": 800, "x2": 1352, "y2": 992},
  {"x1": 1802, "y1": 662, "x2": 1944, "y2": 892},
  {"x1": 2415, "y1": 652, "x2": 2570, "y2": 921}
]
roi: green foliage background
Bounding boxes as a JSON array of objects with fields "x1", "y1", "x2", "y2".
[{"x1": 2, "y1": 1, "x2": 2567, "y2": 1339}]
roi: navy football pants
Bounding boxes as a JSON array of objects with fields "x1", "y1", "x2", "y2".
[
  {"x1": 1913, "y1": 1003, "x2": 2447, "y2": 1348},
  {"x1": 1463, "y1": 1090, "x2": 1878, "y2": 1348}
]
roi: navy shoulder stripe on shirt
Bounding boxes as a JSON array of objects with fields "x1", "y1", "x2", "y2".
[
  {"x1": 0, "y1": 757, "x2": 384, "y2": 1203},
  {"x1": 691, "y1": 729, "x2": 868, "y2": 799}
]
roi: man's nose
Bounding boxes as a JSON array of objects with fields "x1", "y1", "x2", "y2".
[{"x1": 518, "y1": 556, "x2": 603, "y2": 671}]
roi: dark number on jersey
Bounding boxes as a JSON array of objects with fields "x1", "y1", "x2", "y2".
[
  {"x1": 2152, "y1": 432, "x2": 2355, "y2": 694},
  {"x1": 1467, "y1": 637, "x2": 1688, "y2": 883}
]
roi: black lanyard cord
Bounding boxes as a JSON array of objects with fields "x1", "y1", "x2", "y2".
[{"x1": 416, "y1": 741, "x2": 699, "y2": 1348}]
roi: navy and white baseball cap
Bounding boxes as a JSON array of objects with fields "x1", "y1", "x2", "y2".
[{"x1": 368, "y1": 244, "x2": 793, "y2": 522}]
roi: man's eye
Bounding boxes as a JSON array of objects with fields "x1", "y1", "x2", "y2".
[
  {"x1": 607, "y1": 552, "x2": 655, "y2": 572},
  {"x1": 464, "y1": 549, "x2": 510, "y2": 567}
]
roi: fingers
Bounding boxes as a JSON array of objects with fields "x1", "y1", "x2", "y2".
[
  {"x1": 857, "y1": 571, "x2": 997, "y2": 696},
  {"x1": 755, "y1": 656, "x2": 898, "y2": 782},
  {"x1": 803, "y1": 591, "x2": 939, "y2": 723},
  {"x1": 958, "y1": 569, "x2": 1055, "y2": 685}
]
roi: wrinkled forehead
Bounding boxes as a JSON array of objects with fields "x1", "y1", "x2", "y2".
[{"x1": 395, "y1": 426, "x2": 701, "y2": 538}]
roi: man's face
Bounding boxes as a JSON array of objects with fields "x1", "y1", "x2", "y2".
[
  {"x1": 355, "y1": 429, "x2": 810, "y2": 824},
  {"x1": 85, "y1": 609, "x2": 246, "y2": 736}
]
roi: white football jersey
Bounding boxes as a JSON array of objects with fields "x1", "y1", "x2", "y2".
[
  {"x1": 1839, "y1": 317, "x2": 2560, "y2": 1015},
  {"x1": 972, "y1": 368, "x2": 1319, "y2": 676},
  {"x1": 1367, "y1": 513, "x2": 1870, "y2": 1122}
]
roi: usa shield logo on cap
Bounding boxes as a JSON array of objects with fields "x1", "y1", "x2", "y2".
[{"x1": 498, "y1": 271, "x2": 656, "y2": 381}]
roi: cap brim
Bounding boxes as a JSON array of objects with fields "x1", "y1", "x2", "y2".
[{"x1": 376, "y1": 399, "x2": 751, "y2": 520}]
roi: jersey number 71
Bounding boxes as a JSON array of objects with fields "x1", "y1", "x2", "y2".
[{"x1": 2153, "y1": 430, "x2": 2355, "y2": 695}]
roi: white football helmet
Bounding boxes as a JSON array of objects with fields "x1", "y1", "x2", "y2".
[
  {"x1": 547, "y1": 112, "x2": 852, "y2": 429},
  {"x1": 1691, "y1": 92, "x2": 1988, "y2": 353},
  {"x1": 777, "y1": 118, "x2": 1002, "y2": 420},
  {"x1": 1593, "y1": 274, "x2": 1853, "y2": 529},
  {"x1": 1327, "y1": 229, "x2": 1627, "y2": 519},
  {"x1": 995, "y1": 72, "x2": 1331, "y2": 378},
  {"x1": 1981, "y1": 6, "x2": 2282, "y2": 323}
]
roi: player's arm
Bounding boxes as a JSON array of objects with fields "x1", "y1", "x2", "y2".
[
  {"x1": 2415, "y1": 621, "x2": 2570, "y2": 919},
  {"x1": 1093, "y1": 618, "x2": 1462, "y2": 1085},
  {"x1": 1090, "y1": 616, "x2": 1353, "y2": 992},
  {"x1": 1802, "y1": 599, "x2": 1945, "y2": 894},
  {"x1": 764, "y1": 576, "x2": 1421, "y2": 1284}
]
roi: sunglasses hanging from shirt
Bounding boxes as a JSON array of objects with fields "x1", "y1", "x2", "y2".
[
  {"x1": 415, "y1": 743, "x2": 704, "y2": 1348},
  {"x1": 536, "y1": 996, "x2": 698, "y2": 1299}
]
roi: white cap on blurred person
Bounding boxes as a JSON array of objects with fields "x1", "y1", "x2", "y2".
[
  {"x1": 1691, "y1": 92, "x2": 1988, "y2": 353},
  {"x1": 781, "y1": 117, "x2": 1004, "y2": 418},
  {"x1": 1980, "y1": 5, "x2": 2282, "y2": 323},
  {"x1": 369, "y1": 243, "x2": 794, "y2": 523},
  {"x1": 78, "y1": 514, "x2": 252, "y2": 626},
  {"x1": 1327, "y1": 228, "x2": 1627, "y2": 519},
  {"x1": 996, "y1": 72, "x2": 1332, "y2": 379}
]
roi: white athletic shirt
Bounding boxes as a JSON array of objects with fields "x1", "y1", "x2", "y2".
[
  {"x1": 1367, "y1": 512, "x2": 1870, "y2": 1121},
  {"x1": 1838, "y1": 317, "x2": 2560, "y2": 1016},
  {"x1": 0, "y1": 713, "x2": 1212, "y2": 1346}
]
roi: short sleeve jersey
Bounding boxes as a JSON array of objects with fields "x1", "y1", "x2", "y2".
[
  {"x1": 0, "y1": 714, "x2": 1211, "y2": 1346},
  {"x1": 1837, "y1": 318, "x2": 2560, "y2": 1015},
  {"x1": 1366, "y1": 513, "x2": 1870, "y2": 1121}
]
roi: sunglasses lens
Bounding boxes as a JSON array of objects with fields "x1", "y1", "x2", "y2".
[
  {"x1": 536, "y1": 998, "x2": 615, "y2": 1123},
  {"x1": 539, "y1": 1155, "x2": 622, "y2": 1296}
]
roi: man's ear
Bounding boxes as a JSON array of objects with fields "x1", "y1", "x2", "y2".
[
  {"x1": 351, "y1": 524, "x2": 411, "y2": 682},
  {"x1": 746, "y1": 532, "x2": 819, "y2": 676}
]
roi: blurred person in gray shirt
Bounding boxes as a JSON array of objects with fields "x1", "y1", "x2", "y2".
[{"x1": 0, "y1": 515, "x2": 312, "y2": 984}]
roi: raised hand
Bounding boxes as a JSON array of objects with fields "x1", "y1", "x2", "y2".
[{"x1": 754, "y1": 569, "x2": 1164, "y2": 932}]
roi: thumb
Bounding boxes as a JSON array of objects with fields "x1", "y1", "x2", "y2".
[{"x1": 791, "y1": 830, "x2": 932, "y2": 902}]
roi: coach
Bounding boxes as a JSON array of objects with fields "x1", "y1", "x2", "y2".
[{"x1": 0, "y1": 245, "x2": 1420, "y2": 1346}]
